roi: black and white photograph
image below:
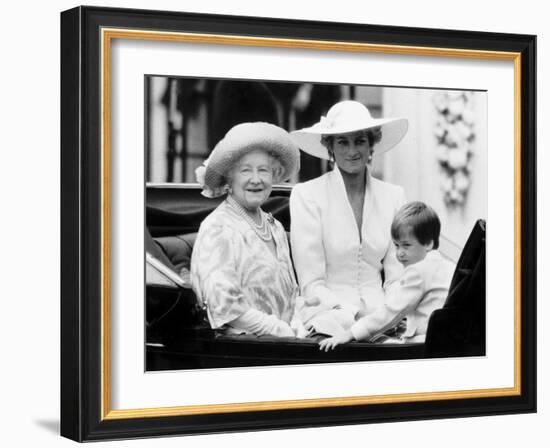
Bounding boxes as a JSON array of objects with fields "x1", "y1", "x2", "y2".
[
  {"x1": 145, "y1": 76, "x2": 487, "y2": 371},
  {"x1": 2, "y1": 0, "x2": 546, "y2": 443},
  {"x1": 56, "y1": 4, "x2": 537, "y2": 442}
]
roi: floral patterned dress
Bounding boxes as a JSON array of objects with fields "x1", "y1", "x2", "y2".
[{"x1": 190, "y1": 200, "x2": 298, "y2": 335}]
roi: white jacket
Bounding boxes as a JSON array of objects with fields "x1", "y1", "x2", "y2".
[{"x1": 289, "y1": 168, "x2": 406, "y2": 317}]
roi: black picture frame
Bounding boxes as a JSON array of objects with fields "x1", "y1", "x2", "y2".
[{"x1": 61, "y1": 5, "x2": 536, "y2": 442}]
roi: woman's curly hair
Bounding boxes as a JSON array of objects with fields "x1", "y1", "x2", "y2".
[
  {"x1": 223, "y1": 151, "x2": 285, "y2": 185},
  {"x1": 321, "y1": 127, "x2": 382, "y2": 162}
]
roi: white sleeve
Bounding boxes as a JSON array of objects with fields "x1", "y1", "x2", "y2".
[
  {"x1": 230, "y1": 309, "x2": 294, "y2": 337},
  {"x1": 289, "y1": 185, "x2": 341, "y2": 309},
  {"x1": 382, "y1": 186, "x2": 406, "y2": 295},
  {"x1": 191, "y1": 223, "x2": 249, "y2": 328},
  {"x1": 351, "y1": 266, "x2": 425, "y2": 341}
]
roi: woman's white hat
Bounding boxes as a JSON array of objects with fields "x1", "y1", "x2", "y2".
[
  {"x1": 196, "y1": 122, "x2": 300, "y2": 198},
  {"x1": 291, "y1": 100, "x2": 409, "y2": 160}
]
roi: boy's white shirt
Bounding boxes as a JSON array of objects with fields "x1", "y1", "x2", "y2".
[{"x1": 350, "y1": 250, "x2": 456, "y2": 342}]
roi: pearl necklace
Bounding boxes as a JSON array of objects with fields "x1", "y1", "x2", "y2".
[{"x1": 227, "y1": 196, "x2": 273, "y2": 242}]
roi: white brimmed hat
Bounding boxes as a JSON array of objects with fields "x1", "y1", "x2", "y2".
[
  {"x1": 196, "y1": 122, "x2": 300, "y2": 198},
  {"x1": 291, "y1": 100, "x2": 409, "y2": 160}
]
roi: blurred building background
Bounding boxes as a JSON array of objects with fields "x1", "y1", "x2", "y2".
[{"x1": 146, "y1": 76, "x2": 486, "y2": 250}]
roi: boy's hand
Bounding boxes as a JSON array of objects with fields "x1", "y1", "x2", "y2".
[{"x1": 318, "y1": 330, "x2": 354, "y2": 352}]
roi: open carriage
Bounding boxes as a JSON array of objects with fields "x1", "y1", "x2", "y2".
[{"x1": 146, "y1": 184, "x2": 485, "y2": 371}]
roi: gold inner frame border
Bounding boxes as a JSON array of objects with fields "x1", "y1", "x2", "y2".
[{"x1": 99, "y1": 27, "x2": 522, "y2": 420}]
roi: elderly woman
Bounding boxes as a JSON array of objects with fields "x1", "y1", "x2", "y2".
[
  {"x1": 289, "y1": 100, "x2": 409, "y2": 335},
  {"x1": 191, "y1": 122, "x2": 302, "y2": 337}
]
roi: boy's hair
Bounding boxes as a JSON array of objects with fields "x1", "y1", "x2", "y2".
[{"x1": 391, "y1": 201, "x2": 441, "y2": 249}]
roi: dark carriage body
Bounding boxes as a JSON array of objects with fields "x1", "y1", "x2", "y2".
[{"x1": 145, "y1": 183, "x2": 485, "y2": 371}]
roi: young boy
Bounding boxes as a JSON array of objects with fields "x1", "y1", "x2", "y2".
[{"x1": 319, "y1": 201, "x2": 456, "y2": 351}]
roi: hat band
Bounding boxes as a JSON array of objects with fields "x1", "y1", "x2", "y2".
[{"x1": 312, "y1": 119, "x2": 383, "y2": 135}]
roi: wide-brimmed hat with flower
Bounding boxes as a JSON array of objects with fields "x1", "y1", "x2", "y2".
[
  {"x1": 291, "y1": 100, "x2": 409, "y2": 160},
  {"x1": 195, "y1": 122, "x2": 300, "y2": 198}
]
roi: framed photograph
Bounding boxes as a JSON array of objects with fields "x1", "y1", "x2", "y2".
[{"x1": 61, "y1": 5, "x2": 536, "y2": 442}]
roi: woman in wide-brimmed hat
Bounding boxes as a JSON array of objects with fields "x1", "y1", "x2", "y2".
[
  {"x1": 289, "y1": 100, "x2": 409, "y2": 336},
  {"x1": 191, "y1": 122, "x2": 305, "y2": 337}
]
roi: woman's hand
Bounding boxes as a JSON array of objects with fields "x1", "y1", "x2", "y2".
[
  {"x1": 303, "y1": 296, "x2": 321, "y2": 306},
  {"x1": 318, "y1": 330, "x2": 354, "y2": 352},
  {"x1": 276, "y1": 321, "x2": 296, "y2": 338},
  {"x1": 290, "y1": 315, "x2": 310, "y2": 338}
]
